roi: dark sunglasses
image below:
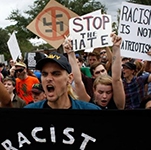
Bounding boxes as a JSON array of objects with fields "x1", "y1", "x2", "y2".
[
  {"x1": 15, "y1": 68, "x2": 24, "y2": 73},
  {"x1": 100, "y1": 51, "x2": 106, "y2": 55}
]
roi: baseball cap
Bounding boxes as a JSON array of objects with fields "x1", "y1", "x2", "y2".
[
  {"x1": 36, "y1": 51, "x2": 72, "y2": 74},
  {"x1": 122, "y1": 62, "x2": 136, "y2": 70},
  {"x1": 31, "y1": 83, "x2": 44, "y2": 94},
  {"x1": 15, "y1": 61, "x2": 27, "y2": 68}
]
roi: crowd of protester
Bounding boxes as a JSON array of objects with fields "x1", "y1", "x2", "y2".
[{"x1": 0, "y1": 33, "x2": 151, "y2": 109}]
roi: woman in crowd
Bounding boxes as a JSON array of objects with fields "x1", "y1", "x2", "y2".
[
  {"x1": 2, "y1": 77, "x2": 26, "y2": 108},
  {"x1": 63, "y1": 32, "x2": 125, "y2": 109}
]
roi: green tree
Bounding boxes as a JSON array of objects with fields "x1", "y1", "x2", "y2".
[
  {"x1": 0, "y1": 28, "x2": 10, "y2": 60},
  {"x1": 5, "y1": 0, "x2": 107, "y2": 52}
]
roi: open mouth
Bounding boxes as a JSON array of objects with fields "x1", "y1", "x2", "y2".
[
  {"x1": 100, "y1": 100, "x2": 108, "y2": 107},
  {"x1": 122, "y1": 72, "x2": 126, "y2": 76},
  {"x1": 47, "y1": 85, "x2": 55, "y2": 92},
  {"x1": 101, "y1": 100, "x2": 107, "y2": 103}
]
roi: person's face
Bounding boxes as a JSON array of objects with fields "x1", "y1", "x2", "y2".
[
  {"x1": 93, "y1": 64, "x2": 107, "y2": 78},
  {"x1": 122, "y1": 66, "x2": 134, "y2": 78},
  {"x1": 3, "y1": 80, "x2": 15, "y2": 94},
  {"x1": 100, "y1": 49, "x2": 107, "y2": 63},
  {"x1": 145, "y1": 101, "x2": 151, "y2": 109},
  {"x1": 88, "y1": 56, "x2": 98, "y2": 66},
  {"x1": 94, "y1": 84, "x2": 113, "y2": 107},
  {"x1": 10, "y1": 60, "x2": 15, "y2": 66},
  {"x1": 41, "y1": 62, "x2": 73, "y2": 103},
  {"x1": 15, "y1": 67, "x2": 26, "y2": 79},
  {"x1": 32, "y1": 91, "x2": 46, "y2": 103}
]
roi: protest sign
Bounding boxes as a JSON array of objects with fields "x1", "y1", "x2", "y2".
[
  {"x1": 118, "y1": 2, "x2": 151, "y2": 61},
  {"x1": 0, "y1": 109, "x2": 151, "y2": 150},
  {"x1": 7, "y1": 32, "x2": 22, "y2": 62},
  {"x1": 26, "y1": 0, "x2": 78, "y2": 49},
  {"x1": 24, "y1": 52, "x2": 47, "y2": 69},
  {"x1": 69, "y1": 9, "x2": 113, "y2": 51}
]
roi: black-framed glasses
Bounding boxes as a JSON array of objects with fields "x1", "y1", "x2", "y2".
[{"x1": 15, "y1": 68, "x2": 24, "y2": 73}]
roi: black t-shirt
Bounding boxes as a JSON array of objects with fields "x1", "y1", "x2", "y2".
[
  {"x1": 43, "y1": 100, "x2": 72, "y2": 109},
  {"x1": 92, "y1": 98, "x2": 118, "y2": 110}
]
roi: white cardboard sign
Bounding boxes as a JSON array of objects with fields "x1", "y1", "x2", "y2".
[
  {"x1": 69, "y1": 9, "x2": 113, "y2": 51},
  {"x1": 118, "y1": 2, "x2": 151, "y2": 61},
  {"x1": 7, "y1": 32, "x2": 22, "y2": 62}
]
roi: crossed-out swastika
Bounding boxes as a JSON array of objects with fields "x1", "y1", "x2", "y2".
[{"x1": 35, "y1": 6, "x2": 70, "y2": 41}]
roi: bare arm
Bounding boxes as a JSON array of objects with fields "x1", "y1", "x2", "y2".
[
  {"x1": 111, "y1": 33, "x2": 125, "y2": 109},
  {"x1": 62, "y1": 38, "x2": 90, "y2": 102},
  {"x1": 105, "y1": 47, "x2": 112, "y2": 72},
  {"x1": 0, "y1": 82, "x2": 12, "y2": 107}
]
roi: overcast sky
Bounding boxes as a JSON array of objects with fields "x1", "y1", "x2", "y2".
[
  {"x1": 0, "y1": 0, "x2": 126, "y2": 29},
  {"x1": 0, "y1": 0, "x2": 126, "y2": 45}
]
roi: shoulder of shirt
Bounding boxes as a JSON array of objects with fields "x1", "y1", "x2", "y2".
[
  {"x1": 24, "y1": 100, "x2": 46, "y2": 108},
  {"x1": 71, "y1": 97, "x2": 101, "y2": 110}
]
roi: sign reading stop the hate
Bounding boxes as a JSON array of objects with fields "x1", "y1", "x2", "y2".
[{"x1": 69, "y1": 10, "x2": 113, "y2": 51}]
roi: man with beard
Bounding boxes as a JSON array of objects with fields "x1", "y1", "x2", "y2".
[{"x1": 15, "y1": 62, "x2": 40, "y2": 104}]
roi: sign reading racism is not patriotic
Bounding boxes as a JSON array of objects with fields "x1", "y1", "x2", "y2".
[{"x1": 118, "y1": 2, "x2": 151, "y2": 61}]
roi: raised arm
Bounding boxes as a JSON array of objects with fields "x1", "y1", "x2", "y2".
[
  {"x1": 0, "y1": 81, "x2": 12, "y2": 107},
  {"x1": 105, "y1": 46, "x2": 112, "y2": 73},
  {"x1": 111, "y1": 33, "x2": 125, "y2": 109},
  {"x1": 62, "y1": 38, "x2": 90, "y2": 102}
]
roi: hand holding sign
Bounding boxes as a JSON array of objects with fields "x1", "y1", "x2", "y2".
[
  {"x1": 111, "y1": 32, "x2": 122, "y2": 47},
  {"x1": 62, "y1": 35, "x2": 74, "y2": 54},
  {"x1": 146, "y1": 48, "x2": 151, "y2": 56}
]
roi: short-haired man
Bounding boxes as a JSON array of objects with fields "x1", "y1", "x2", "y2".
[{"x1": 24, "y1": 51, "x2": 101, "y2": 109}]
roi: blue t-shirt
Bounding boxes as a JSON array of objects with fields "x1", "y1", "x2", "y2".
[{"x1": 24, "y1": 97, "x2": 101, "y2": 110}]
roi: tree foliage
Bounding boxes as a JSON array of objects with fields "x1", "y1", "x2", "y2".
[
  {"x1": 0, "y1": 28, "x2": 10, "y2": 60},
  {"x1": 1, "y1": 0, "x2": 151, "y2": 62},
  {"x1": 7, "y1": 0, "x2": 107, "y2": 39},
  {"x1": 2, "y1": 0, "x2": 151, "y2": 60},
  {"x1": 3, "y1": 0, "x2": 107, "y2": 56}
]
